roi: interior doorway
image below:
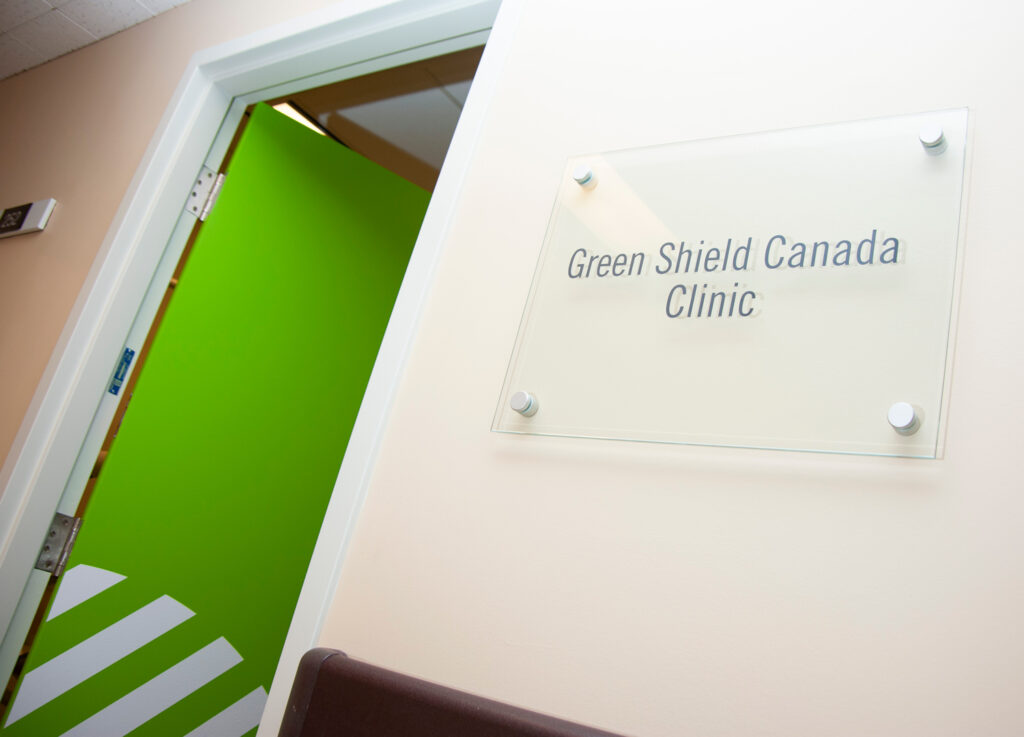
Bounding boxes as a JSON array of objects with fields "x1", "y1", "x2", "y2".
[
  {"x1": 270, "y1": 45, "x2": 483, "y2": 191},
  {"x1": 0, "y1": 42, "x2": 484, "y2": 737}
]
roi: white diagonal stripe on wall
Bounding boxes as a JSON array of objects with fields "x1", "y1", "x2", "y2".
[
  {"x1": 6, "y1": 595, "x2": 193, "y2": 725},
  {"x1": 47, "y1": 565, "x2": 126, "y2": 621},
  {"x1": 183, "y1": 687, "x2": 267, "y2": 737},
  {"x1": 59, "y1": 637, "x2": 242, "y2": 737}
]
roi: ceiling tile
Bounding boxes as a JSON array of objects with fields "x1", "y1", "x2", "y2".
[
  {"x1": 8, "y1": 10, "x2": 95, "y2": 59},
  {"x1": 338, "y1": 88, "x2": 463, "y2": 170},
  {"x1": 422, "y1": 46, "x2": 482, "y2": 86},
  {"x1": 136, "y1": 0, "x2": 188, "y2": 13},
  {"x1": 59, "y1": 0, "x2": 152, "y2": 38},
  {"x1": 0, "y1": 0, "x2": 51, "y2": 33},
  {"x1": 0, "y1": 33, "x2": 47, "y2": 78},
  {"x1": 441, "y1": 80, "x2": 473, "y2": 107}
]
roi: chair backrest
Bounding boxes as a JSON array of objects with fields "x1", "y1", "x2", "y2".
[{"x1": 278, "y1": 648, "x2": 630, "y2": 737}]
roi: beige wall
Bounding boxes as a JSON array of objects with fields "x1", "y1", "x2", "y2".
[
  {"x1": 0, "y1": 0, "x2": 344, "y2": 474},
  {"x1": 4, "y1": 0, "x2": 1023, "y2": 733},
  {"x1": 318, "y1": 1, "x2": 1024, "y2": 735}
]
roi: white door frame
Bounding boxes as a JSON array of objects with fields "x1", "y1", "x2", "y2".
[{"x1": 0, "y1": 0, "x2": 516, "y2": 732}]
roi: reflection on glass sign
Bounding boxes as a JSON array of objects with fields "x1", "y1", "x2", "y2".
[{"x1": 494, "y1": 109, "x2": 969, "y2": 458}]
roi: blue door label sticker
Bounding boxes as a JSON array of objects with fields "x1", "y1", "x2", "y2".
[{"x1": 108, "y1": 348, "x2": 136, "y2": 396}]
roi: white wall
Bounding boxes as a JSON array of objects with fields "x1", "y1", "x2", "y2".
[{"x1": 317, "y1": 1, "x2": 1024, "y2": 735}]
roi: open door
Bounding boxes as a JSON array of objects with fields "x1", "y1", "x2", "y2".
[{"x1": 1, "y1": 103, "x2": 430, "y2": 737}]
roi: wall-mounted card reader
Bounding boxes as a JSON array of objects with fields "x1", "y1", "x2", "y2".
[{"x1": 0, "y1": 198, "x2": 57, "y2": 239}]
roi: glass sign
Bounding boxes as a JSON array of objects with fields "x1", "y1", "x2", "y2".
[{"x1": 493, "y1": 109, "x2": 969, "y2": 457}]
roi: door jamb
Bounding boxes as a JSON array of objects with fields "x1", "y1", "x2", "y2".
[{"x1": 0, "y1": 0, "x2": 516, "y2": 733}]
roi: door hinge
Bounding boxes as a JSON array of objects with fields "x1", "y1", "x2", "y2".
[
  {"x1": 35, "y1": 513, "x2": 83, "y2": 577},
  {"x1": 185, "y1": 166, "x2": 226, "y2": 221}
]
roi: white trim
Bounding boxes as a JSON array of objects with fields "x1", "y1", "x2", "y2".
[
  {"x1": 257, "y1": 8, "x2": 521, "y2": 731},
  {"x1": 0, "y1": 0, "x2": 515, "y2": 734}
]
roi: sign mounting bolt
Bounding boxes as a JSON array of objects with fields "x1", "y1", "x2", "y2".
[
  {"x1": 572, "y1": 164, "x2": 596, "y2": 189},
  {"x1": 887, "y1": 402, "x2": 920, "y2": 435},
  {"x1": 510, "y1": 391, "x2": 539, "y2": 417},
  {"x1": 919, "y1": 126, "x2": 947, "y2": 155}
]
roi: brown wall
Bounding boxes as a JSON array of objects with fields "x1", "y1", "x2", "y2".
[{"x1": 0, "y1": 0, "x2": 344, "y2": 480}]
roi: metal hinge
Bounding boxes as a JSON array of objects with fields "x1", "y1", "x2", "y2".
[
  {"x1": 35, "y1": 513, "x2": 83, "y2": 577},
  {"x1": 185, "y1": 166, "x2": 226, "y2": 221}
]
